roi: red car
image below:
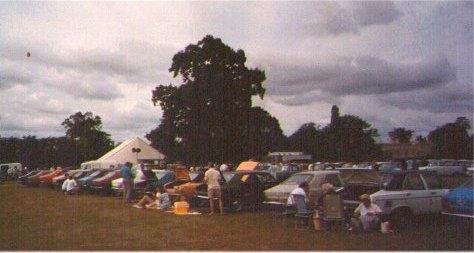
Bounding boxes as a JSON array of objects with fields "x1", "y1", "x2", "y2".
[{"x1": 39, "y1": 169, "x2": 63, "y2": 187}]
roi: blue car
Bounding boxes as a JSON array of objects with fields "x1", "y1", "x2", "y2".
[{"x1": 442, "y1": 178, "x2": 474, "y2": 218}]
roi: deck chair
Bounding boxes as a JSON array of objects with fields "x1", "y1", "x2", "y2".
[
  {"x1": 321, "y1": 194, "x2": 345, "y2": 230},
  {"x1": 293, "y1": 194, "x2": 314, "y2": 229}
]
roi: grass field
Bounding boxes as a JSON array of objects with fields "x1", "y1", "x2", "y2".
[{"x1": 0, "y1": 181, "x2": 473, "y2": 251}]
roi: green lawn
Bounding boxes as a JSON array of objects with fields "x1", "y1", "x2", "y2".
[{"x1": 0, "y1": 181, "x2": 472, "y2": 250}]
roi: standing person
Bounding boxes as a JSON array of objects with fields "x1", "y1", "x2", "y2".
[
  {"x1": 352, "y1": 194, "x2": 382, "y2": 231},
  {"x1": 204, "y1": 162, "x2": 224, "y2": 215},
  {"x1": 120, "y1": 162, "x2": 134, "y2": 203}
]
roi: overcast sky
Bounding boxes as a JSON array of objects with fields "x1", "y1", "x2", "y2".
[{"x1": 0, "y1": 1, "x2": 472, "y2": 143}]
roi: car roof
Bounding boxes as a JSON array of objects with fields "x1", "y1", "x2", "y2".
[
  {"x1": 381, "y1": 170, "x2": 437, "y2": 175},
  {"x1": 224, "y1": 170, "x2": 271, "y2": 175},
  {"x1": 294, "y1": 170, "x2": 340, "y2": 175}
]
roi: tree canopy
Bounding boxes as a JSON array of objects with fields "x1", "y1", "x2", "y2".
[
  {"x1": 428, "y1": 117, "x2": 473, "y2": 159},
  {"x1": 388, "y1": 128, "x2": 414, "y2": 143},
  {"x1": 148, "y1": 35, "x2": 285, "y2": 164},
  {"x1": 61, "y1": 112, "x2": 114, "y2": 164}
]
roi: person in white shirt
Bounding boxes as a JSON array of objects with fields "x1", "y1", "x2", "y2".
[
  {"x1": 287, "y1": 182, "x2": 313, "y2": 208},
  {"x1": 204, "y1": 162, "x2": 224, "y2": 215},
  {"x1": 352, "y1": 194, "x2": 382, "y2": 231},
  {"x1": 62, "y1": 173, "x2": 79, "y2": 195}
]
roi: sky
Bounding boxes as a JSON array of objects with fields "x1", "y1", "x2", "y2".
[{"x1": 0, "y1": 1, "x2": 472, "y2": 143}]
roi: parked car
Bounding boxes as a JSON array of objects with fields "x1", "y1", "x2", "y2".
[
  {"x1": 419, "y1": 159, "x2": 464, "y2": 176},
  {"x1": 39, "y1": 169, "x2": 65, "y2": 187},
  {"x1": 17, "y1": 170, "x2": 41, "y2": 186},
  {"x1": 442, "y1": 178, "x2": 474, "y2": 219},
  {"x1": 112, "y1": 169, "x2": 175, "y2": 196},
  {"x1": 167, "y1": 171, "x2": 205, "y2": 203},
  {"x1": 345, "y1": 171, "x2": 449, "y2": 227},
  {"x1": 264, "y1": 170, "x2": 345, "y2": 205},
  {"x1": 0, "y1": 163, "x2": 23, "y2": 181},
  {"x1": 377, "y1": 162, "x2": 402, "y2": 172},
  {"x1": 52, "y1": 169, "x2": 82, "y2": 189},
  {"x1": 78, "y1": 169, "x2": 110, "y2": 188},
  {"x1": 27, "y1": 170, "x2": 51, "y2": 186},
  {"x1": 88, "y1": 170, "x2": 121, "y2": 194},
  {"x1": 196, "y1": 171, "x2": 278, "y2": 211}
]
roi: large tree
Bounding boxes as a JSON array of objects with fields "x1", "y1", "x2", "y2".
[
  {"x1": 428, "y1": 117, "x2": 473, "y2": 159},
  {"x1": 320, "y1": 106, "x2": 381, "y2": 162},
  {"x1": 148, "y1": 35, "x2": 284, "y2": 164},
  {"x1": 287, "y1": 122, "x2": 323, "y2": 160},
  {"x1": 61, "y1": 112, "x2": 114, "y2": 164},
  {"x1": 388, "y1": 128, "x2": 414, "y2": 143}
]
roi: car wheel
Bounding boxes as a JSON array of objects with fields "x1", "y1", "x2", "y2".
[
  {"x1": 231, "y1": 200, "x2": 243, "y2": 212},
  {"x1": 391, "y1": 208, "x2": 413, "y2": 229}
]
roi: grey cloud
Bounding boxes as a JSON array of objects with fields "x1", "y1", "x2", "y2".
[
  {"x1": 61, "y1": 80, "x2": 124, "y2": 101},
  {"x1": 382, "y1": 83, "x2": 473, "y2": 114},
  {"x1": 285, "y1": 1, "x2": 403, "y2": 37},
  {"x1": 350, "y1": 1, "x2": 403, "y2": 27},
  {"x1": 266, "y1": 56, "x2": 456, "y2": 101}
]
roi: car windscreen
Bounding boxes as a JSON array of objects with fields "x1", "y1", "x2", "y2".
[
  {"x1": 283, "y1": 174, "x2": 314, "y2": 185},
  {"x1": 381, "y1": 174, "x2": 404, "y2": 190},
  {"x1": 155, "y1": 171, "x2": 167, "y2": 179},
  {"x1": 223, "y1": 173, "x2": 235, "y2": 182},
  {"x1": 88, "y1": 171, "x2": 102, "y2": 178},
  {"x1": 102, "y1": 171, "x2": 116, "y2": 178},
  {"x1": 189, "y1": 172, "x2": 199, "y2": 181},
  {"x1": 380, "y1": 163, "x2": 400, "y2": 170},
  {"x1": 462, "y1": 178, "x2": 473, "y2": 188}
]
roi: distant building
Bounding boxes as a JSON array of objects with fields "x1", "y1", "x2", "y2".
[
  {"x1": 379, "y1": 142, "x2": 431, "y2": 160},
  {"x1": 267, "y1": 152, "x2": 312, "y2": 163}
]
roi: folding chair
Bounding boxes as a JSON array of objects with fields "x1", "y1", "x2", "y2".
[
  {"x1": 293, "y1": 194, "x2": 314, "y2": 229},
  {"x1": 321, "y1": 194, "x2": 346, "y2": 231}
]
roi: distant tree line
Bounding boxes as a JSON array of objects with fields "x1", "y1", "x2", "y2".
[{"x1": 0, "y1": 112, "x2": 114, "y2": 170}]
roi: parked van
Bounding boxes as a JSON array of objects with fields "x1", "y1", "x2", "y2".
[
  {"x1": 0, "y1": 163, "x2": 23, "y2": 180},
  {"x1": 80, "y1": 160, "x2": 118, "y2": 171}
]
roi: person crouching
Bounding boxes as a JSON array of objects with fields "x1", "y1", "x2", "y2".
[
  {"x1": 61, "y1": 173, "x2": 79, "y2": 195},
  {"x1": 351, "y1": 194, "x2": 382, "y2": 231}
]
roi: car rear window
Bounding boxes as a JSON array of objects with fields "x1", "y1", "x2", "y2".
[
  {"x1": 423, "y1": 174, "x2": 443, "y2": 189},
  {"x1": 462, "y1": 178, "x2": 473, "y2": 188},
  {"x1": 89, "y1": 171, "x2": 101, "y2": 177},
  {"x1": 284, "y1": 174, "x2": 313, "y2": 185},
  {"x1": 223, "y1": 173, "x2": 235, "y2": 182}
]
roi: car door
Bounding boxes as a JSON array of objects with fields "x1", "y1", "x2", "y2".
[
  {"x1": 402, "y1": 173, "x2": 431, "y2": 214},
  {"x1": 421, "y1": 173, "x2": 446, "y2": 213}
]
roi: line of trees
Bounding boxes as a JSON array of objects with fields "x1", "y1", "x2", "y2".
[{"x1": 0, "y1": 112, "x2": 114, "y2": 170}]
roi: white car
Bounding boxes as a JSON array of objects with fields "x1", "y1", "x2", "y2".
[
  {"x1": 370, "y1": 171, "x2": 448, "y2": 226},
  {"x1": 419, "y1": 159, "x2": 464, "y2": 176}
]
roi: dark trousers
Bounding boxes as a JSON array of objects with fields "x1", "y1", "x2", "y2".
[{"x1": 123, "y1": 179, "x2": 134, "y2": 203}]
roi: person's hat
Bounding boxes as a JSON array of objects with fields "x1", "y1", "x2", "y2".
[{"x1": 359, "y1": 194, "x2": 370, "y2": 200}]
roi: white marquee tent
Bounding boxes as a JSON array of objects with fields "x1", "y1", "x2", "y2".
[{"x1": 96, "y1": 136, "x2": 166, "y2": 165}]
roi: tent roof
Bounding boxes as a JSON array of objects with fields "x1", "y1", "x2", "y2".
[{"x1": 97, "y1": 137, "x2": 165, "y2": 165}]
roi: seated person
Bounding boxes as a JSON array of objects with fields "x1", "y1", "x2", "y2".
[
  {"x1": 133, "y1": 186, "x2": 171, "y2": 210},
  {"x1": 351, "y1": 194, "x2": 382, "y2": 231},
  {"x1": 62, "y1": 173, "x2": 79, "y2": 195},
  {"x1": 287, "y1": 182, "x2": 313, "y2": 212}
]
